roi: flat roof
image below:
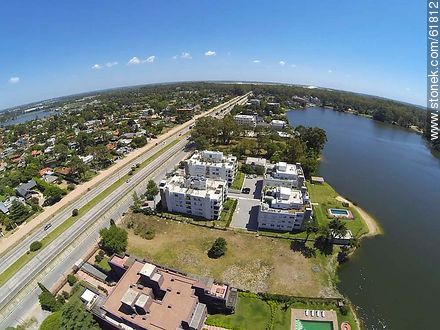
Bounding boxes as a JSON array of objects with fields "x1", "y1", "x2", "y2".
[{"x1": 102, "y1": 260, "x2": 200, "y2": 330}]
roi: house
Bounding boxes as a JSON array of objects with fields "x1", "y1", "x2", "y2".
[
  {"x1": 79, "y1": 155, "x2": 94, "y2": 164},
  {"x1": 0, "y1": 196, "x2": 26, "y2": 214},
  {"x1": 332, "y1": 230, "x2": 354, "y2": 245},
  {"x1": 82, "y1": 255, "x2": 237, "y2": 330},
  {"x1": 16, "y1": 180, "x2": 37, "y2": 199},
  {"x1": 39, "y1": 167, "x2": 54, "y2": 177},
  {"x1": 159, "y1": 175, "x2": 227, "y2": 220},
  {"x1": 31, "y1": 150, "x2": 42, "y2": 157},
  {"x1": 186, "y1": 150, "x2": 237, "y2": 186}
]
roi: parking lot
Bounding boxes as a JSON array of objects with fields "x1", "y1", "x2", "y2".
[{"x1": 228, "y1": 175, "x2": 263, "y2": 231}]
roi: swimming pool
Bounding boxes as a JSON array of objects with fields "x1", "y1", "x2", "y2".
[
  {"x1": 328, "y1": 208, "x2": 353, "y2": 219},
  {"x1": 295, "y1": 319, "x2": 334, "y2": 330}
]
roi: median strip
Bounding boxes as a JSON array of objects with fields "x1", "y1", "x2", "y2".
[{"x1": 0, "y1": 137, "x2": 182, "y2": 286}]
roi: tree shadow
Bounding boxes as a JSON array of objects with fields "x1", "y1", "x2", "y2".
[
  {"x1": 290, "y1": 240, "x2": 316, "y2": 258},
  {"x1": 313, "y1": 236, "x2": 334, "y2": 256}
]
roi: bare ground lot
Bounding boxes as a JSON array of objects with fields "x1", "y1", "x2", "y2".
[{"x1": 123, "y1": 214, "x2": 341, "y2": 298}]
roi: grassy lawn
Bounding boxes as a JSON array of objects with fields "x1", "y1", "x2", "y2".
[
  {"x1": 95, "y1": 256, "x2": 111, "y2": 272},
  {"x1": 219, "y1": 198, "x2": 238, "y2": 226},
  {"x1": 206, "y1": 293, "x2": 359, "y2": 330},
  {"x1": 124, "y1": 213, "x2": 340, "y2": 297},
  {"x1": 306, "y1": 182, "x2": 368, "y2": 238},
  {"x1": 230, "y1": 171, "x2": 245, "y2": 190},
  {"x1": 206, "y1": 294, "x2": 274, "y2": 329},
  {"x1": 0, "y1": 138, "x2": 182, "y2": 286}
]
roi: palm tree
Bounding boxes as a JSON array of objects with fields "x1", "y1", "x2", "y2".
[
  {"x1": 329, "y1": 219, "x2": 348, "y2": 239},
  {"x1": 304, "y1": 219, "x2": 319, "y2": 242}
]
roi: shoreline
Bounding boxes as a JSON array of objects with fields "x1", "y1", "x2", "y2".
[{"x1": 335, "y1": 196, "x2": 383, "y2": 238}]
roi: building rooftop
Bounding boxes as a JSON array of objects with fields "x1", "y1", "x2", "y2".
[
  {"x1": 163, "y1": 175, "x2": 225, "y2": 199},
  {"x1": 102, "y1": 260, "x2": 200, "y2": 330}
]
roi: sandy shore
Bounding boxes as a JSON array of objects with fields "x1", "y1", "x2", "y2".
[
  {"x1": 336, "y1": 196, "x2": 383, "y2": 237},
  {"x1": 0, "y1": 95, "x2": 247, "y2": 255}
]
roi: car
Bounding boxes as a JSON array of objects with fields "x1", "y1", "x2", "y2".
[
  {"x1": 44, "y1": 223, "x2": 52, "y2": 231},
  {"x1": 126, "y1": 179, "x2": 131, "y2": 183},
  {"x1": 242, "y1": 187, "x2": 251, "y2": 194}
]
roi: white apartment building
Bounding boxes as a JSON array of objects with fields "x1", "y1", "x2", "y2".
[
  {"x1": 234, "y1": 114, "x2": 257, "y2": 127},
  {"x1": 270, "y1": 119, "x2": 286, "y2": 130},
  {"x1": 186, "y1": 150, "x2": 237, "y2": 186},
  {"x1": 159, "y1": 175, "x2": 227, "y2": 220},
  {"x1": 263, "y1": 162, "x2": 305, "y2": 188},
  {"x1": 257, "y1": 186, "x2": 312, "y2": 231}
]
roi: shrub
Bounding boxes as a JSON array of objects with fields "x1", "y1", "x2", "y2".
[
  {"x1": 339, "y1": 305, "x2": 349, "y2": 315},
  {"x1": 67, "y1": 183, "x2": 76, "y2": 191},
  {"x1": 72, "y1": 209, "x2": 79, "y2": 217},
  {"x1": 95, "y1": 254, "x2": 103, "y2": 263},
  {"x1": 30, "y1": 241, "x2": 43, "y2": 252},
  {"x1": 208, "y1": 237, "x2": 227, "y2": 259},
  {"x1": 39, "y1": 291, "x2": 61, "y2": 312},
  {"x1": 61, "y1": 291, "x2": 70, "y2": 300},
  {"x1": 67, "y1": 274, "x2": 77, "y2": 287}
]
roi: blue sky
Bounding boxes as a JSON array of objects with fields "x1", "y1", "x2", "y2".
[{"x1": 0, "y1": 0, "x2": 426, "y2": 109}]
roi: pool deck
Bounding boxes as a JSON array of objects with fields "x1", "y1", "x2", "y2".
[{"x1": 291, "y1": 308, "x2": 338, "y2": 330}]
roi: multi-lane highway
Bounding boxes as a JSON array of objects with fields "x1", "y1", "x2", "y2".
[{"x1": 0, "y1": 92, "x2": 250, "y2": 328}]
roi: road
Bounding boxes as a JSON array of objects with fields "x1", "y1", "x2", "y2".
[{"x1": 0, "y1": 92, "x2": 250, "y2": 328}]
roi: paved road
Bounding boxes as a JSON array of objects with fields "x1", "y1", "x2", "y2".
[
  {"x1": 0, "y1": 147, "x2": 190, "y2": 328},
  {"x1": 0, "y1": 92, "x2": 250, "y2": 328}
]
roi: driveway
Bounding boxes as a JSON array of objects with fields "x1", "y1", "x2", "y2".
[{"x1": 228, "y1": 176, "x2": 263, "y2": 231}]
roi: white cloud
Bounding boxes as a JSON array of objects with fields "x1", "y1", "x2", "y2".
[
  {"x1": 291, "y1": 64, "x2": 297, "y2": 68},
  {"x1": 181, "y1": 52, "x2": 192, "y2": 59},
  {"x1": 106, "y1": 61, "x2": 118, "y2": 67},
  {"x1": 172, "y1": 55, "x2": 178, "y2": 60},
  {"x1": 9, "y1": 76, "x2": 20, "y2": 84},
  {"x1": 252, "y1": 60, "x2": 261, "y2": 63},
  {"x1": 91, "y1": 64, "x2": 102, "y2": 70},
  {"x1": 145, "y1": 55, "x2": 155, "y2": 63},
  {"x1": 205, "y1": 50, "x2": 216, "y2": 56},
  {"x1": 328, "y1": 69, "x2": 333, "y2": 74},
  {"x1": 405, "y1": 87, "x2": 411, "y2": 92},
  {"x1": 279, "y1": 60, "x2": 286, "y2": 66},
  {"x1": 127, "y1": 57, "x2": 141, "y2": 65}
]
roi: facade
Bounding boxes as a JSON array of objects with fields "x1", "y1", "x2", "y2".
[
  {"x1": 84, "y1": 255, "x2": 237, "y2": 330},
  {"x1": 258, "y1": 186, "x2": 312, "y2": 231},
  {"x1": 263, "y1": 162, "x2": 305, "y2": 188},
  {"x1": 234, "y1": 114, "x2": 257, "y2": 127},
  {"x1": 186, "y1": 150, "x2": 237, "y2": 186},
  {"x1": 245, "y1": 156, "x2": 267, "y2": 169},
  {"x1": 159, "y1": 175, "x2": 227, "y2": 220}
]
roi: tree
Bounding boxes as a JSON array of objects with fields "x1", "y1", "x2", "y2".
[
  {"x1": 30, "y1": 240, "x2": 43, "y2": 252},
  {"x1": 72, "y1": 208, "x2": 79, "y2": 216},
  {"x1": 303, "y1": 219, "x2": 319, "y2": 242},
  {"x1": 60, "y1": 297, "x2": 100, "y2": 330},
  {"x1": 38, "y1": 284, "x2": 61, "y2": 312},
  {"x1": 146, "y1": 180, "x2": 159, "y2": 200},
  {"x1": 99, "y1": 225, "x2": 128, "y2": 254},
  {"x1": 67, "y1": 274, "x2": 77, "y2": 286},
  {"x1": 9, "y1": 200, "x2": 30, "y2": 225},
  {"x1": 329, "y1": 219, "x2": 348, "y2": 239},
  {"x1": 208, "y1": 237, "x2": 227, "y2": 258}
]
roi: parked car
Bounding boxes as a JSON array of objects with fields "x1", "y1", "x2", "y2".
[{"x1": 242, "y1": 187, "x2": 251, "y2": 194}]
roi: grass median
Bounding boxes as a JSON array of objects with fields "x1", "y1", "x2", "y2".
[{"x1": 0, "y1": 137, "x2": 182, "y2": 286}]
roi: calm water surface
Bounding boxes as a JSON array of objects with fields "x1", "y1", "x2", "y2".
[
  {"x1": 0, "y1": 109, "x2": 57, "y2": 126},
  {"x1": 287, "y1": 108, "x2": 440, "y2": 330}
]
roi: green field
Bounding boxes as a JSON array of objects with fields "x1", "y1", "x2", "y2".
[
  {"x1": 206, "y1": 293, "x2": 291, "y2": 330},
  {"x1": 0, "y1": 138, "x2": 181, "y2": 286},
  {"x1": 306, "y1": 182, "x2": 368, "y2": 238}
]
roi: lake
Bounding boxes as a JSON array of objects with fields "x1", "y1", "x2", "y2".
[
  {"x1": 287, "y1": 107, "x2": 440, "y2": 329},
  {"x1": 0, "y1": 108, "x2": 58, "y2": 127}
]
